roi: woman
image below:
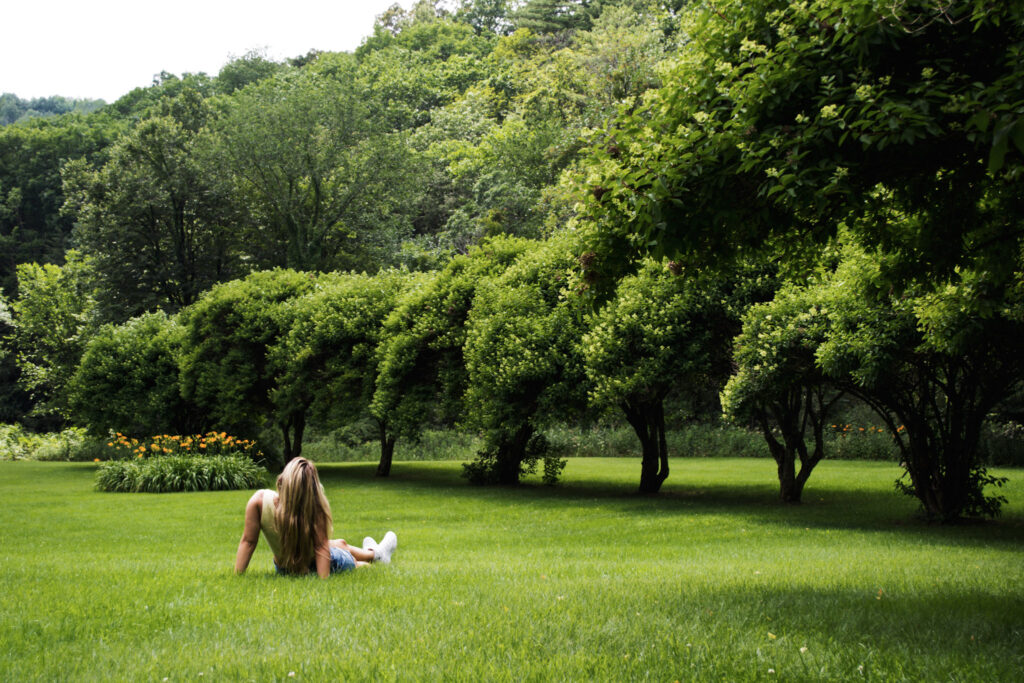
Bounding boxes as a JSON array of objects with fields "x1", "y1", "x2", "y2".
[{"x1": 234, "y1": 457, "x2": 397, "y2": 578}]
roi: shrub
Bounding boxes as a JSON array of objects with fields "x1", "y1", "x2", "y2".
[
  {"x1": 825, "y1": 424, "x2": 900, "y2": 461},
  {"x1": 67, "y1": 311, "x2": 197, "y2": 438},
  {"x1": 95, "y1": 455, "x2": 268, "y2": 493},
  {"x1": 978, "y1": 421, "x2": 1024, "y2": 467},
  {"x1": 1, "y1": 424, "x2": 90, "y2": 461}
]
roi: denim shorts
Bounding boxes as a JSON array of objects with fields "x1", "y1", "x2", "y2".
[
  {"x1": 274, "y1": 546, "x2": 356, "y2": 575},
  {"x1": 329, "y1": 546, "x2": 356, "y2": 573}
]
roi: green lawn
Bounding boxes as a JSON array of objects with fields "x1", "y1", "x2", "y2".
[{"x1": 2, "y1": 458, "x2": 1022, "y2": 681}]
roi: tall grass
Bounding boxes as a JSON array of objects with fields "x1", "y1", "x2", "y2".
[{"x1": 1, "y1": 459, "x2": 1022, "y2": 681}]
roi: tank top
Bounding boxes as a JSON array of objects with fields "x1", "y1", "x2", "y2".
[{"x1": 258, "y1": 489, "x2": 283, "y2": 560}]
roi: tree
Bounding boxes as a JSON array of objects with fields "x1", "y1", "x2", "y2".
[
  {"x1": 578, "y1": 0, "x2": 1024, "y2": 275},
  {"x1": 575, "y1": 0, "x2": 1024, "y2": 519},
  {"x1": 455, "y1": 0, "x2": 516, "y2": 35},
  {"x1": 275, "y1": 270, "x2": 421, "y2": 476},
  {"x1": 513, "y1": 0, "x2": 593, "y2": 41},
  {"x1": 4, "y1": 252, "x2": 97, "y2": 425},
  {"x1": 569, "y1": 3, "x2": 670, "y2": 109},
  {"x1": 62, "y1": 90, "x2": 243, "y2": 320},
  {"x1": 814, "y1": 243, "x2": 1024, "y2": 520},
  {"x1": 462, "y1": 233, "x2": 585, "y2": 484},
  {"x1": 210, "y1": 58, "x2": 422, "y2": 273},
  {"x1": 0, "y1": 112, "x2": 121, "y2": 295},
  {"x1": 584, "y1": 260, "x2": 739, "y2": 493},
  {"x1": 216, "y1": 49, "x2": 286, "y2": 94},
  {"x1": 68, "y1": 311, "x2": 198, "y2": 437},
  {"x1": 721, "y1": 284, "x2": 842, "y2": 503},
  {"x1": 178, "y1": 270, "x2": 318, "y2": 462},
  {"x1": 372, "y1": 236, "x2": 532, "y2": 451}
]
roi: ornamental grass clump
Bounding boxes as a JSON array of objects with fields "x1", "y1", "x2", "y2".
[
  {"x1": 95, "y1": 455, "x2": 267, "y2": 493},
  {"x1": 95, "y1": 432, "x2": 268, "y2": 492}
]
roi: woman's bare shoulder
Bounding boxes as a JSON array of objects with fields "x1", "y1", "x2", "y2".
[{"x1": 247, "y1": 489, "x2": 277, "y2": 507}]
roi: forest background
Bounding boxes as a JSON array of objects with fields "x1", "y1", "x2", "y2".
[{"x1": 2, "y1": 0, "x2": 1023, "y2": 523}]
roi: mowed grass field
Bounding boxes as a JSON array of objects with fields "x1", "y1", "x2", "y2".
[{"x1": 2, "y1": 458, "x2": 1022, "y2": 681}]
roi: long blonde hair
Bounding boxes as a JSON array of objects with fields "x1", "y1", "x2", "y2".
[{"x1": 274, "y1": 457, "x2": 333, "y2": 573}]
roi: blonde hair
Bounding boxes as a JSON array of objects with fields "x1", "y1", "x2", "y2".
[{"x1": 274, "y1": 457, "x2": 333, "y2": 574}]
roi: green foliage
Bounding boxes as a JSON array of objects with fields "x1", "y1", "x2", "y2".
[
  {"x1": 67, "y1": 312, "x2": 196, "y2": 437},
  {"x1": 585, "y1": 261, "x2": 733, "y2": 412},
  {"x1": 94, "y1": 455, "x2": 268, "y2": 493},
  {"x1": 178, "y1": 270, "x2": 318, "y2": 457},
  {"x1": 722, "y1": 283, "x2": 843, "y2": 501},
  {"x1": 5, "y1": 252, "x2": 97, "y2": 421},
  {"x1": 0, "y1": 423, "x2": 88, "y2": 461},
  {"x1": 0, "y1": 112, "x2": 122, "y2": 295},
  {"x1": 209, "y1": 56, "x2": 424, "y2": 273},
  {"x1": 62, "y1": 91, "x2": 244, "y2": 319},
  {"x1": 0, "y1": 93, "x2": 106, "y2": 126},
  {"x1": 812, "y1": 243, "x2": 1023, "y2": 520},
  {"x1": 215, "y1": 50, "x2": 287, "y2": 94},
  {"x1": 578, "y1": 0, "x2": 1024, "y2": 277},
  {"x1": 275, "y1": 269, "x2": 421, "y2": 474},
  {"x1": 372, "y1": 235, "x2": 533, "y2": 441},
  {"x1": 584, "y1": 259, "x2": 761, "y2": 491},
  {"x1": 462, "y1": 233, "x2": 584, "y2": 483}
]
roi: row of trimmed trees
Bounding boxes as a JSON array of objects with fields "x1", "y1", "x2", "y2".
[
  {"x1": 65, "y1": 233, "x2": 766, "y2": 493},
  {"x1": 56, "y1": 220, "x2": 1024, "y2": 522}
]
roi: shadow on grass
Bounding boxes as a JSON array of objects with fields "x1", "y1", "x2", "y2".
[{"x1": 316, "y1": 461, "x2": 1024, "y2": 549}]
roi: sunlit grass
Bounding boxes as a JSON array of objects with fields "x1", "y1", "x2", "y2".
[{"x1": 2, "y1": 459, "x2": 1022, "y2": 680}]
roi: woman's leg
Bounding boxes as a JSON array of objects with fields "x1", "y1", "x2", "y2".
[{"x1": 331, "y1": 538, "x2": 374, "y2": 563}]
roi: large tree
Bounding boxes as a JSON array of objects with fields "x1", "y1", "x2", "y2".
[
  {"x1": 3, "y1": 252, "x2": 97, "y2": 425},
  {"x1": 584, "y1": 260, "x2": 741, "y2": 493},
  {"x1": 275, "y1": 270, "x2": 421, "y2": 476},
  {"x1": 178, "y1": 270, "x2": 317, "y2": 462},
  {"x1": 462, "y1": 233, "x2": 585, "y2": 484},
  {"x1": 576, "y1": 0, "x2": 1024, "y2": 519},
  {"x1": 721, "y1": 283, "x2": 842, "y2": 503},
  {"x1": 62, "y1": 90, "x2": 242, "y2": 321},
  {"x1": 814, "y1": 242, "x2": 1024, "y2": 520},
  {"x1": 578, "y1": 0, "x2": 1024, "y2": 274},
  {"x1": 372, "y1": 236, "x2": 532, "y2": 450},
  {"x1": 209, "y1": 55, "x2": 423, "y2": 273}
]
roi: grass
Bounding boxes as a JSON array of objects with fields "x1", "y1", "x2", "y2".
[{"x1": 2, "y1": 458, "x2": 1023, "y2": 681}]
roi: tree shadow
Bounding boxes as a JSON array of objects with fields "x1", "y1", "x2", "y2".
[{"x1": 316, "y1": 460, "x2": 1024, "y2": 550}]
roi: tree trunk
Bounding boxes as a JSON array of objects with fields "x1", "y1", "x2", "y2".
[
  {"x1": 623, "y1": 399, "x2": 670, "y2": 494},
  {"x1": 280, "y1": 412, "x2": 305, "y2": 463},
  {"x1": 495, "y1": 424, "x2": 534, "y2": 485},
  {"x1": 376, "y1": 420, "x2": 396, "y2": 477},
  {"x1": 778, "y1": 457, "x2": 802, "y2": 502}
]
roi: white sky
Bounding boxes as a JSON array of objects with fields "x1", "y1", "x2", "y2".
[{"x1": 2, "y1": 0, "x2": 416, "y2": 102}]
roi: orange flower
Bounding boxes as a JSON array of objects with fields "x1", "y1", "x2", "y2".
[{"x1": 93, "y1": 458, "x2": 100, "y2": 462}]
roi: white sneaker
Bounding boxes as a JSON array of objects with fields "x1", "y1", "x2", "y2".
[
  {"x1": 375, "y1": 531, "x2": 397, "y2": 564},
  {"x1": 362, "y1": 536, "x2": 377, "y2": 553}
]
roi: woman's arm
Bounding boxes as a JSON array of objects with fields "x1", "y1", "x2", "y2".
[
  {"x1": 315, "y1": 539, "x2": 332, "y2": 579},
  {"x1": 234, "y1": 490, "x2": 264, "y2": 574}
]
